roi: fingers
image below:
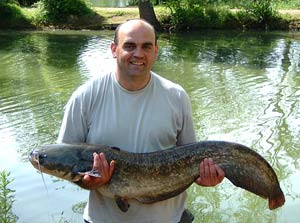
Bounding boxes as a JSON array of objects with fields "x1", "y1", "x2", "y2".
[
  {"x1": 97, "y1": 153, "x2": 109, "y2": 180},
  {"x1": 82, "y1": 174, "x2": 94, "y2": 188},
  {"x1": 215, "y1": 162, "x2": 225, "y2": 181},
  {"x1": 94, "y1": 152, "x2": 115, "y2": 184},
  {"x1": 196, "y1": 158, "x2": 225, "y2": 187},
  {"x1": 109, "y1": 160, "x2": 115, "y2": 177},
  {"x1": 82, "y1": 153, "x2": 115, "y2": 189},
  {"x1": 199, "y1": 159, "x2": 205, "y2": 180}
]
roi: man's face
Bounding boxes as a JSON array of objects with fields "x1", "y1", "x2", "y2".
[{"x1": 111, "y1": 21, "x2": 158, "y2": 79}]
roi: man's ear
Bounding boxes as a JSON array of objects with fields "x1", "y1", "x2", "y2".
[
  {"x1": 154, "y1": 44, "x2": 159, "y2": 60},
  {"x1": 111, "y1": 42, "x2": 117, "y2": 58}
]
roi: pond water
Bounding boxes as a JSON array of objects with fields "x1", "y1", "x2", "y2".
[
  {"x1": 0, "y1": 29, "x2": 300, "y2": 223},
  {"x1": 90, "y1": 0, "x2": 130, "y2": 7}
]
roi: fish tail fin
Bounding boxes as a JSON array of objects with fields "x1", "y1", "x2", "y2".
[{"x1": 269, "y1": 188, "x2": 285, "y2": 210}]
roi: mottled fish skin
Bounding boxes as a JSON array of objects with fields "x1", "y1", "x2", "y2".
[{"x1": 29, "y1": 141, "x2": 285, "y2": 212}]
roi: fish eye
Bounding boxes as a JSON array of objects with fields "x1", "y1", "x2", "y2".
[{"x1": 38, "y1": 154, "x2": 47, "y2": 161}]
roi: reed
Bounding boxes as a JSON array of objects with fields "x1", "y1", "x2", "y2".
[{"x1": 0, "y1": 170, "x2": 17, "y2": 223}]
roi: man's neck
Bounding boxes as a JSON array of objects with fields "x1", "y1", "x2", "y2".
[{"x1": 115, "y1": 72, "x2": 151, "y2": 91}]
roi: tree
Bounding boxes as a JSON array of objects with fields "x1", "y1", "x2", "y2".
[{"x1": 138, "y1": 0, "x2": 161, "y2": 30}]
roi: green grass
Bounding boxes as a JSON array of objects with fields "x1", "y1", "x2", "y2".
[{"x1": 277, "y1": 0, "x2": 300, "y2": 9}]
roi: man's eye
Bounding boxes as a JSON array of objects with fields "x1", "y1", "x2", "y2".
[
  {"x1": 124, "y1": 44, "x2": 135, "y2": 50},
  {"x1": 144, "y1": 45, "x2": 152, "y2": 50}
]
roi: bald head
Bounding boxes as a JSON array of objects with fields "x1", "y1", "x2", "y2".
[{"x1": 113, "y1": 19, "x2": 158, "y2": 46}]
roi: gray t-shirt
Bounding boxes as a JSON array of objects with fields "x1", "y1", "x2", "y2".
[{"x1": 58, "y1": 71, "x2": 196, "y2": 223}]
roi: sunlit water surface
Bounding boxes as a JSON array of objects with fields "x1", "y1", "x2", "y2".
[
  {"x1": 89, "y1": 0, "x2": 130, "y2": 7},
  {"x1": 0, "y1": 30, "x2": 299, "y2": 223}
]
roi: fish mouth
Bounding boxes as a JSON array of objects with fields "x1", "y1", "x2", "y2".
[
  {"x1": 29, "y1": 150, "x2": 38, "y2": 163},
  {"x1": 28, "y1": 150, "x2": 44, "y2": 171}
]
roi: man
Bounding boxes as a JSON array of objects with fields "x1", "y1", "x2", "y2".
[{"x1": 58, "y1": 19, "x2": 225, "y2": 223}]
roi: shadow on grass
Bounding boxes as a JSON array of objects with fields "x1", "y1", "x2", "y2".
[{"x1": 50, "y1": 13, "x2": 107, "y2": 30}]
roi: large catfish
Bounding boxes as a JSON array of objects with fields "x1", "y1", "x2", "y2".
[{"x1": 29, "y1": 141, "x2": 285, "y2": 212}]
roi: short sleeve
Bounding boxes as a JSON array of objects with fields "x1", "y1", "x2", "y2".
[
  {"x1": 57, "y1": 90, "x2": 89, "y2": 143},
  {"x1": 176, "y1": 90, "x2": 196, "y2": 146}
]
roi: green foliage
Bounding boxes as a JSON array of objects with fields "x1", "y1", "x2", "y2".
[
  {"x1": 0, "y1": 0, "x2": 16, "y2": 4},
  {"x1": 0, "y1": 170, "x2": 17, "y2": 223},
  {"x1": 0, "y1": 0, "x2": 298, "y2": 30},
  {"x1": 127, "y1": 0, "x2": 164, "y2": 6},
  {"x1": 17, "y1": 0, "x2": 39, "y2": 6},
  {"x1": 163, "y1": 0, "x2": 237, "y2": 30},
  {"x1": 277, "y1": 0, "x2": 300, "y2": 9},
  {"x1": 128, "y1": 0, "x2": 138, "y2": 6},
  {"x1": 0, "y1": 2, "x2": 32, "y2": 28},
  {"x1": 37, "y1": 0, "x2": 94, "y2": 24},
  {"x1": 241, "y1": 0, "x2": 278, "y2": 26},
  {"x1": 161, "y1": 0, "x2": 286, "y2": 30},
  {"x1": 0, "y1": 3, "x2": 21, "y2": 18}
]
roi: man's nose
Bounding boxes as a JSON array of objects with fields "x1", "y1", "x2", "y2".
[{"x1": 133, "y1": 47, "x2": 144, "y2": 57}]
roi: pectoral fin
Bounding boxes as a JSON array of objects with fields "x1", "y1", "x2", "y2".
[
  {"x1": 115, "y1": 196, "x2": 130, "y2": 212},
  {"x1": 78, "y1": 168, "x2": 101, "y2": 178}
]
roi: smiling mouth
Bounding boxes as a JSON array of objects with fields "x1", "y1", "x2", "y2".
[{"x1": 130, "y1": 61, "x2": 144, "y2": 66}]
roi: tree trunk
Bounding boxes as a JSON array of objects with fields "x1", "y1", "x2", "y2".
[{"x1": 138, "y1": 0, "x2": 161, "y2": 30}]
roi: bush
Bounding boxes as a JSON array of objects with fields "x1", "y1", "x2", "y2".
[
  {"x1": 37, "y1": 0, "x2": 94, "y2": 24},
  {"x1": 241, "y1": 0, "x2": 278, "y2": 26},
  {"x1": 162, "y1": 0, "x2": 285, "y2": 31},
  {"x1": 0, "y1": 2, "x2": 32, "y2": 28},
  {"x1": 164, "y1": 2, "x2": 236, "y2": 31},
  {"x1": 17, "y1": 0, "x2": 39, "y2": 6},
  {"x1": 0, "y1": 0, "x2": 15, "y2": 3}
]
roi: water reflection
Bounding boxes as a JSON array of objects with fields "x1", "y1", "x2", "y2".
[
  {"x1": 0, "y1": 30, "x2": 299, "y2": 222},
  {"x1": 89, "y1": 0, "x2": 130, "y2": 7},
  {"x1": 0, "y1": 31, "x2": 93, "y2": 154},
  {"x1": 156, "y1": 31, "x2": 300, "y2": 222},
  {"x1": 77, "y1": 33, "x2": 115, "y2": 77}
]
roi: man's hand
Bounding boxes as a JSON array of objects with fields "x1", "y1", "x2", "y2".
[
  {"x1": 195, "y1": 158, "x2": 225, "y2": 187},
  {"x1": 82, "y1": 152, "x2": 115, "y2": 189}
]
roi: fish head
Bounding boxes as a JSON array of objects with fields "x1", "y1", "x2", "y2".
[
  {"x1": 28, "y1": 144, "x2": 92, "y2": 182},
  {"x1": 28, "y1": 150, "x2": 46, "y2": 171}
]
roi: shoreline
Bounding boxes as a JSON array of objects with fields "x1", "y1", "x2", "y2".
[{"x1": 2, "y1": 7, "x2": 300, "y2": 31}]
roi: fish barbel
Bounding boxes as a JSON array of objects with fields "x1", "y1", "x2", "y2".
[{"x1": 29, "y1": 141, "x2": 285, "y2": 212}]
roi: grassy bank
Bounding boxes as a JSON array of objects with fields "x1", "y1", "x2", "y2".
[{"x1": 1, "y1": 5, "x2": 300, "y2": 31}]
